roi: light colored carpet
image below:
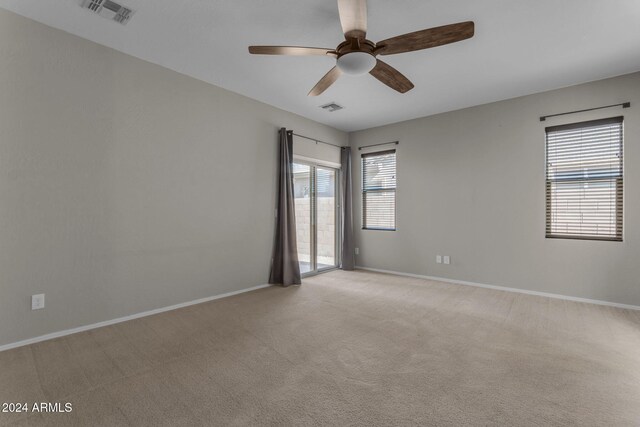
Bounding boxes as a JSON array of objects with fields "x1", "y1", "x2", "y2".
[{"x1": 1, "y1": 270, "x2": 640, "y2": 426}]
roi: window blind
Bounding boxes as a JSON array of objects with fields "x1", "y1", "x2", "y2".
[
  {"x1": 545, "y1": 116, "x2": 623, "y2": 241},
  {"x1": 362, "y1": 149, "x2": 396, "y2": 230}
]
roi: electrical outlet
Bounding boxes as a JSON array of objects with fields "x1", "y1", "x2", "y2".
[
  {"x1": 436, "y1": 255, "x2": 442, "y2": 264},
  {"x1": 443, "y1": 256, "x2": 451, "y2": 265},
  {"x1": 355, "y1": 247, "x2": 359, "y2": 255},
  {"x1": 31, "y1": 294, "x2": 45, "y2": 310}
]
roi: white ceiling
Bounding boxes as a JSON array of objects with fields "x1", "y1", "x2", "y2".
[{"x1": 1, "y1": 0, "x2": 640, "y2": 132}]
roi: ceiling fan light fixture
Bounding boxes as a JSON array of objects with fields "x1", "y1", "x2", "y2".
[{"x1": 336, "y1": 52, "x2": 376, "y2": 76}]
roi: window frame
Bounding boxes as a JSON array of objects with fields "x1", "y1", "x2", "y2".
[
  {"x1": 545, "y1": 116, "x2": 624, "y2": 242},
  {"x1": 361, "y1": 149, "x2": 397, "y2": 231}
]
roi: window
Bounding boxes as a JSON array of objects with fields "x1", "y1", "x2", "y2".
[
  {"x1": 545, "y1": 117, "x2": 623, "y2": 241},
  {"x1": 362, "y1": 149, "x2": 396, "y2": 230}
]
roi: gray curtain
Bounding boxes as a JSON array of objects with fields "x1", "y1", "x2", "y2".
[
  {"x1": 269, "y1": 129, "x2": 302, "y2": 286},
  {"x1": 340, "y1": 147, "x2": 355, "y2": 270}
]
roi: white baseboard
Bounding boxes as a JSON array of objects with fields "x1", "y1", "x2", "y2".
[
  {"x1": 0, "y1": 284, "x2": 271, "y2": 353},
  {"x1": 356, "y1": 266, "x2": 640, "y2": 311}
]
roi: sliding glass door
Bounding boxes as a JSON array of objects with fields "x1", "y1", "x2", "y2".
[{"x1": 293, "y1": 162, "x2": 339, "y2": 275}]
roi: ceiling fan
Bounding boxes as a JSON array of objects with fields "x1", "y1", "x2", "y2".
[{"x1": 248, "y1": 0, "x2": 474, "y2": 96}]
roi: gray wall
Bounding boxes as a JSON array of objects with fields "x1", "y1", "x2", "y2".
[
  {"x1": 0, "y1": 9, "x2": 347, "y2": 346},
  {"x1": 350, "y1": 72, "x2": 640, "y2": 306}
]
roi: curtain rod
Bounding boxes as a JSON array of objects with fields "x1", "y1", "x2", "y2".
[
  {"x1": 289, "y1": 131, "x2": 344, "y2": 149},
  {"x1": 358, "y1": 141, "x2": 399, "y2": 151},
  {"x1": 539, "y1": 102, "x2": 630, "y2": 122}
]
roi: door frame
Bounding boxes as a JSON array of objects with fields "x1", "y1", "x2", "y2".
[{"x1": 293, "y1": 157, "x2": 341, "y2": 278}]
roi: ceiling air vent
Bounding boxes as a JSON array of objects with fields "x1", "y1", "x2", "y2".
[
  {"x1": 81, "y1": 0, "x2": 136, "y2": 25},
  {"x1": 320, "y1": 102, "x2": 344, "y2": 112}
]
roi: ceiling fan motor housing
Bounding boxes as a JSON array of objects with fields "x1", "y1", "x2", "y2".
[{"x1": 335, "y1": 39, "x2": 377, "y2": 75}]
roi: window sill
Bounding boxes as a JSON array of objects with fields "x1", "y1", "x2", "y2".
[{"x1": 545, "y1": 234, "x2": 622, "y2": 242}]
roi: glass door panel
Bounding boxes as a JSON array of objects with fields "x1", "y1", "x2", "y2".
[
  {"x1": 293, "y1": 163, "x2": 313, "y2": 274},
  {"x1": 316, "y1": 167, "x2": 337, "y2": 270}
]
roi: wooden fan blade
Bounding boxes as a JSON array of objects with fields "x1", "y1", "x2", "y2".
[
  {"x1": 248, "y1": 46, "x2": 337, "y2": 57},
  {"x1": 337, "y1": 0, "x2": 367, "y2": 39},
  {"x1": 308, "y1": 67, "x2": 343, "y2": 96},
  {"x1": 369, "y1": 60, "x2": 414, "y2": 93},
  {"x1": 376, "y1": 21, "x2": 474, "y2": 55}
]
